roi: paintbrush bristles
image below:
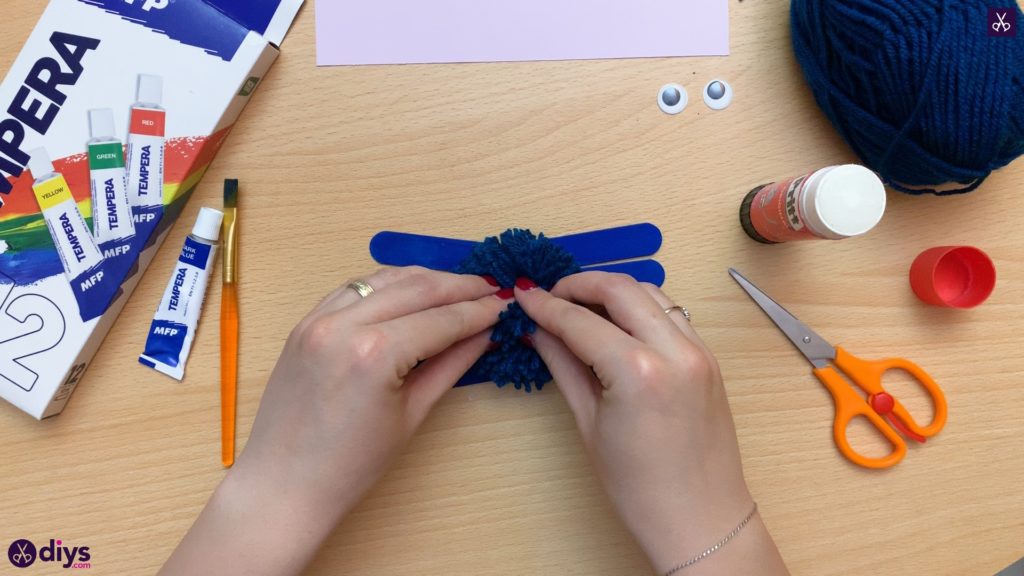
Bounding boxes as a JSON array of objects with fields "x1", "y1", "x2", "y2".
[
  {"x1": 223, "y1": 178, "x2": 238, "y2": 208},
  {"x1": 221, "y1": 179, "x2": 238, "y2": 283}
]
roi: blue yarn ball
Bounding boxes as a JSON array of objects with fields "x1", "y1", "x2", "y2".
[
  {"x1": 455, "y1": 229, "x2": 581, "y2": 392},
  {"x1": 791, "y1": 0, "x2": 1024, "y2": 194}
]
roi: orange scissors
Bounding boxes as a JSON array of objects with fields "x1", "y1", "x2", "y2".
[{"x1": 730, "y1": 269, "x2": 948, "y2": 469}]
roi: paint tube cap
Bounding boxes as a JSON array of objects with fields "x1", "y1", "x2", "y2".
[
  {"x1": 909, "y1": 246, "x2": 996, "y2": 308},
  {"x1": 192, "y1": 208, "x2": 224, "y2": 243},
  {"x1": 89, "y1": 108, "x2": 116, "y2": 139},
  {"x1": 137, "y1": 74, "x2": 163, "y2": 106},
  {"x1": 27, "y1": 148, "x2": 54, "y2": 178}
]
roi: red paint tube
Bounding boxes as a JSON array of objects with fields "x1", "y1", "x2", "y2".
[{"x1": 740, "y1": 165, "x2": 886, "y2": 243}]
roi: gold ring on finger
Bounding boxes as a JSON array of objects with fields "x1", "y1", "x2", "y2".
[
  {"x1": 347, "y1": 279, "x2": 375, "y2": 299},
  {"x1": 664, "y1": 306, "x2": 691, "y2": 323}
]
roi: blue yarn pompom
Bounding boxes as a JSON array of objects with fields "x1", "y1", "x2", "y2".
[
  {"x1": 455, "y1": 229, "x2": 581, "y2": 392},
  {"x1": 791, "y1": 0, "x2": 1024, "y2": 194}
]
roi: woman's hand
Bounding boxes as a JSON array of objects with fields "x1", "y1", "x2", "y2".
[
  {"x1": 160, "y1": 267, "x2": 509, "y2": 576},
  {"x1": 515, "y1": 272, "x2": 788, "y2": 576}
]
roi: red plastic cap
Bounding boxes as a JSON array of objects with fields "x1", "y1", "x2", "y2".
[{"x1": 909, "y1": 246, "x2": 996, "y2": 308}]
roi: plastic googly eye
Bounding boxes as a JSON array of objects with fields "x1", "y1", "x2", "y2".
[
  {"x1": 703, "y1": 79, "x2": 732, "y2": 110},
  {"x1": 658, "y1": 83, "x2": 688, "y2": 115}
]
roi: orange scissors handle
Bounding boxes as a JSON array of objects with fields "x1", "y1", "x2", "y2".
[
  {"x1": 813, "y1": 365, "x2": 907, "y2": 469},
  {"x1": 832, "y1": 347, "x2": 948, "y2": 438},
  {"x1": 812, "y1": 347, "x2": 948, "y2": 469}
]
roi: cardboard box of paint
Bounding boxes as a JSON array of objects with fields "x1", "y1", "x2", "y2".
[{"x1": 0, "y1": 0, "x2": 303, "y2": 419}]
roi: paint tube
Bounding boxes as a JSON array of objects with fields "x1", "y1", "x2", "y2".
[
  {"x1": 87, "y1": 108, "x2": 136, "y2": 259},
  {"x1": 140, "y1": 208, "x2": 222, "y2": 380},
  {"x1": 125, "y1": 74, "x2": 165, "y2": 230},
  {"x1": 28, "y1": 147, "x2": 114, "y2": 321}
]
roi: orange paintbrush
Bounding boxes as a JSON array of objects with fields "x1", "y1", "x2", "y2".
[{"x1": 221, "y1": 179, "x2": 239, "y2": 467}]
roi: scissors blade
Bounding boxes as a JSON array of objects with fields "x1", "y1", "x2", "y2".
[{"x1": 729, "y1": 268, "x2": 836, "y2": 369}]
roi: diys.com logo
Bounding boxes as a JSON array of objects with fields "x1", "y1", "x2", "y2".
[{"x1": 7, "y1": 539, "x2": 91, "y2": 570}]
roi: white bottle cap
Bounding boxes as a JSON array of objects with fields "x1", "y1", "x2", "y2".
[
  {"x1": 802, "y1": 164, "x2": 886, "y2": 239},
  {"x1": 192, "y1": 207, "x2": 224, "y2": 242},
  {"x1": 27, "y1": 147, "x2": 54, "y2": 178},
  {"x1": 137, "y1": 74, "x2": 163, "y2": 106},
  {"x1": 89, "y1": 108, "x2": 116, "y2": 139}
]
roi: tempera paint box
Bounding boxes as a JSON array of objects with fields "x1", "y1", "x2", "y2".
[{"x1": 0, "y1": 0, "x2": 303, "y2": 419}]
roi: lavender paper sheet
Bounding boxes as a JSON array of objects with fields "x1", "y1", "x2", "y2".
[{"x1": 314, "y1": 0, "x2": 729, "y2": 66}]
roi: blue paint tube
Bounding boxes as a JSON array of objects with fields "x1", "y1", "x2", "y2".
[{"x1": 139, "y1": 208, "x2": 222, "y2": 380}]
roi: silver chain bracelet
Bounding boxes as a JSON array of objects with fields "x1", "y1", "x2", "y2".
[{"x1": 662, "y1": 502, "x2": 759, "y2": 576}]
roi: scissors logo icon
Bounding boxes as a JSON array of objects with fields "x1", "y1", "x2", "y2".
[
  {"x1": 7, "y1": 539, "x2": 37, "y2": 568},
  {"x1": 993, "y1": 12, "x2": 1010, "y2": 32},
  {"x1": 989, "y1": 8, "x2": 1016, "y2": 36}
]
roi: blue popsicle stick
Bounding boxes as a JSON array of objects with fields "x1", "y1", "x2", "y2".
[
  {"x1": 582, "y1": 259, "x2": 665, "y2": 286},
  {"x1": 369, "y1": 232, "x2": 475, "y2": 270},
  {"x1": 370, "y1": 223, "x2": 663, "y2": 270},
  {"x1": 551, "y1": 223, "x2": 662, "y2": 266}
]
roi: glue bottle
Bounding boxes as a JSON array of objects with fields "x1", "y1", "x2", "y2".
[{"x1": 739, "y1": 164, "x2": 886, "y2": 243}]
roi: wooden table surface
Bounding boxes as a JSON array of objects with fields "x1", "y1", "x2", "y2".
[{"x1": 2, "y1": 2, "x2": 1023, "y2": 575}]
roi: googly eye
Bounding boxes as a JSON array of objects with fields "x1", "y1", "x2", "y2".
[
  {"x1": 658, "y1": 83, "x2": 688, "y2": 115},
  {"x1": 703, "y1": 79, "x2": 732, "y2": 110}
]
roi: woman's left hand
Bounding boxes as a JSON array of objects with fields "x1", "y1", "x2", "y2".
[{"x1": 160, "y1": 266, "x2": 508, "y2": 576}]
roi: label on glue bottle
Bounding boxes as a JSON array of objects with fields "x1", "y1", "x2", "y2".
[{"x1": 743, "y1": 174, "x2": 821, "y2": 243}]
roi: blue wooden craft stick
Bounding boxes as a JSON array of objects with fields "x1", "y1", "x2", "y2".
[
  {"x1": 370, "y1": 223, "x2": 662, "y2": 270},
  {"x1": 369, "y1": 232, "x2": 475, "y2": 270},
  {"x1": 550, "y1": 223, "x2": 661, "y2": 266},
  {"x1": 582, "y1": 259, "x2": 665, "y2": 286}
]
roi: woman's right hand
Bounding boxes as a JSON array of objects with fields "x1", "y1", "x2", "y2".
[{"x1": 514, "y1": 272, "x2": 788, "y2": 575}]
